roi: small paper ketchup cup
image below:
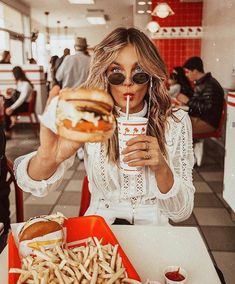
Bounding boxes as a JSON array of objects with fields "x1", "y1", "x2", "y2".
[{"x1": 164, "y1": 266, "x2": 187, "y2": 284}]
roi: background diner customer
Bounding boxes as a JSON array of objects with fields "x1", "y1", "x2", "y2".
[
  {"x1": 15, "y1": 27, "x2": 195, "y2": 226},
  {"x1": 4, "y1": 66, "x2": 33, "y2": 138},
  {"x1": 168, "y1": 72, "x2": 181, "y2": 98},
  {"x1": 55, "y1": 37, "x2": 90, "y2": 89},
  {"x1": 47, "y1": 55, "x2": 59, "y2": 90},
  {"x1": 169, "y1": 66, "x2": 193, "y2": 99},
  {"x1": 0, "y1": 50, "x2": 11, "y2": 64},
  {"x1": 177, "y1": 56, "x2": 224, "y2": 134},
  {"x1": 27, "y1": 58, "x2": 37, "y2": 64},
  {"x1": 55, "y1": 48, "x2": 70, "y2": 73}
]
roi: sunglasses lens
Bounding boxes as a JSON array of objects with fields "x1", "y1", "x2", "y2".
[
  {"x1": 132, "y1": 72, "x2": 149, "y2": 84},
  {"x1": 108, "y1": 73, "x2": 125, "y2": 85}
]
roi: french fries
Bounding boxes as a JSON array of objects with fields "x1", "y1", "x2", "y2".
[{"x1": 10, "y1": 237, "x2": 142, "y2": 284}]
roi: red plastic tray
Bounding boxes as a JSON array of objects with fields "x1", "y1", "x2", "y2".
[{"x1": 8, "y1": 215, "x2": 141, "y2": 283}]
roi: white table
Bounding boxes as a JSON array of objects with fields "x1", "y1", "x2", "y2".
[
  {"x1": 0, "y1": 226, "x2": 221, "y2": 284},
  {"x1": 112, "y1": 226, "x2": 221, "y2": 283}
]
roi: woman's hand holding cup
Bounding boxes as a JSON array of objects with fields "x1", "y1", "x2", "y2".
[{"x1": 122, "y1": 134, "x2": 166, "y2": 173}]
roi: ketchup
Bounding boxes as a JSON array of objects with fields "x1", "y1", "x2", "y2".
[{"x1": 165, "y1": 269, "x2": 185, "y2": 281}]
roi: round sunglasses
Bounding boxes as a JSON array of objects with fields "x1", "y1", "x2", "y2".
[{"x1": 107, "y1": 72, "x2": 150, "y2": 85}]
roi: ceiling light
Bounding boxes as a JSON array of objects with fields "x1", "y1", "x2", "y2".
[
  {"x1": 146, "y1": 21, "x2": 160, "y2": 33},
  {"x1": 86, "y1": 12, "x2": 106, "y2": 25},
  {"x1": 138, "y1": 1, "x2": 146, "y2": 5},
  {"x1": 137, "y1": 10, "x2": 145, "y2": 14},
  {"x1": 68, "y1": 0, "x2": 95, "y2": 4},
  {"x1": 152, "y1": 3, "x2": 174, "y2": 18},
  {"x1": 147, "y1": 1, "x2": 152, "y2": 4}
]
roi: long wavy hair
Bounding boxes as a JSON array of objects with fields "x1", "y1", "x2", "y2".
[
  {"x1": 12, "y1": 66, "x2": 34, "y2": 88},
  {"x1": 83, "y1": 27, "x2": 172, "y2": 163}
]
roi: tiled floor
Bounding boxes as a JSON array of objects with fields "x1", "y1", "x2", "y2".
[{"x1": 5, "y1": 124, "x2": 235, "y2": 284}]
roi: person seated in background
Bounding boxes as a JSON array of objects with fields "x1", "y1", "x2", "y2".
[
  {"x1": 177, "y1": 56, "x2": 224, "y2": 134},
  {"x1": 15, "y1": 27, "x2": 195, "y2": 226},
  {"x1": 172, "y1": 66, "x2": 194, "y2": 98},
  {"x1": 27, "y1": 58, "x2": 37, "y2": 64},
  {"x1": 4, "y1": 66, "x2": 33, "y2": 138},
  {"x1": 0, "y1": 50, "x2": 11, "y2": 64},
  {"x1": 168, "y1": 72, "x2": 181, "y2": 98}
]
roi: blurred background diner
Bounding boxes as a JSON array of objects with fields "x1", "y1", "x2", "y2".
[{"x1": 0, "y1": 0, "x2": 235, "y2": 283}]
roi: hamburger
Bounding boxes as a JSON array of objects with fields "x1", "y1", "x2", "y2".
[
  {"x1": 18, "y1": 213, "x2": 65, "y2": 257},
  {"x1": 56, "y1": 88, "x2": 116, "y2": 142}
]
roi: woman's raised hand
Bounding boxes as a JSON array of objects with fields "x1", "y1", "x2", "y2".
[
  {"x1": 28, "y1": 86, "x2": 84, "y2": 181},
  {"x1": 28, "y1": 123, "x2": 84, "y2": 181},
  {"x1": 40, "y1": 123, "x2": 84, "y2": 164}
]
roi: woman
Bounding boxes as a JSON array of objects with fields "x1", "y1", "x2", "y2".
[
  {"x1": 170, "y1": 66, "x2": 194, "y2": 99},
  {"x1": 15, "y1": 28, "x2": 195, "y2": 225},
  {"x1": 48, "y1": 55, "x2": 59, "y2": 89},
  {"x1": 168, "y1": 72, "x2": 181, "y2": 98},
  {"x1": 27, "y1": 58, "x2": 37, "y2": 64},
  {"x1": 4, "y1": 66, "x2": 33, "y2": 138}
]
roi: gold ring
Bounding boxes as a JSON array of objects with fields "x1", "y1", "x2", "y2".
[
  {"x1": 144, "y1": 154, "x2": 151, "y2": 160},
  {"x1": 145, "y1": 142, "x2": 149, "y2": 152}
]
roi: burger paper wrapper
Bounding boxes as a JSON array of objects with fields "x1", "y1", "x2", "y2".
[
  {"x1": 11, "y1": 221, "x2": 66, "y2": 258},
  {"x1": 38, "y1": 96, "x2": 59, "y2": 134},
  {"x1": 19, "y1": 230, "x2": 65, "y2": 257}
]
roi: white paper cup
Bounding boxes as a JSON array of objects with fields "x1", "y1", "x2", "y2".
[
  {"x1": 117, "y1": 116, "x2": 148, "y2": 175},
  {"x1": 164, "y1": 266, "x2": 187, "y2": 284}
]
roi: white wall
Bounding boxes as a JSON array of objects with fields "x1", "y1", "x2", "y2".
[
  {"x1": 0, "y1": 0, "x2": 30, "y2": 16},
  {"x1": 201, "y1": 0, "x2": 235, "y2": 90}
]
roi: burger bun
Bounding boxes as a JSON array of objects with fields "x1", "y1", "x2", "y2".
[{"x1": 56, "y1": 88, "x2": 116, "y2": 142}]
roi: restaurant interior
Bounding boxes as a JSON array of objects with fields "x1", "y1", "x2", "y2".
[{"x1": 0, "y1": 0, "x2": 235, "y2": 283}]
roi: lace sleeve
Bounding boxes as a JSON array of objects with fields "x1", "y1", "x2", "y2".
[
  {"x1": 14, "y1": 152, "x2": 75, "y2": 197},
  {"x1": 149, "y1": 113, "x2": 195, "y2": 222}
]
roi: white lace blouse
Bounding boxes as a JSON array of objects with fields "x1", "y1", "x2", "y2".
[{"x1": 15, "y1": 100, "x2": 195, "y2": 226}]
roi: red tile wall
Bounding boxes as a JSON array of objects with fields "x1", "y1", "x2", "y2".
[
  {"x1": 151, "y1": 0, "x2": 203, "y2": 73},
  {"x1": 154, "y1": 39, "x2": 201, "y2": 73}
]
